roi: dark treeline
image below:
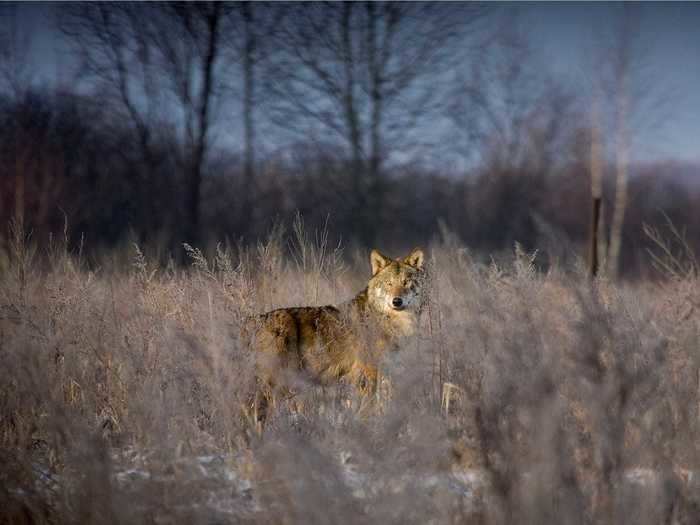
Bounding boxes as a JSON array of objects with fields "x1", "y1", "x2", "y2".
[{"x1": 1, "y1": 2, "x2": 698, "y2": 277}]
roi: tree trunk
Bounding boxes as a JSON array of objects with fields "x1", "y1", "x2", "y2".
[
  {"x1": 185, "y1": 3, "x2": 221, "y2": 246},
  {"x1": 340, "y1": 3, "x2": 367, "y2": 243},
  {"x1": 240, "y1": 3, "x2": 256, "y2": 232},
  {"x1": 608, "y1": 88, "x2": 628, "y2": 279},
  {"x1": 366, "y1": 1, "x2": 383, "y2": 247}
]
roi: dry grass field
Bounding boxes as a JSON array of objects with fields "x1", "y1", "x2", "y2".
[{"x1": 2, "y1": 223, "x2": 700, "y2": 524}]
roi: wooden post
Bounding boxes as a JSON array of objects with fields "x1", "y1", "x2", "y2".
[
  {"x1": 589, "y1": 196, "x2": 602, "y2": 277},
  {"x1": 589, "y1": 97, "x2": 604, "y2": 278}
]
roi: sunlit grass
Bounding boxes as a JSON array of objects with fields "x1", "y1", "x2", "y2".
[{"x1": 1, "y1": 222, "x2": 699, "y2": 523}]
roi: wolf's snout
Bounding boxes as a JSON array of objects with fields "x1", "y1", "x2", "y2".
[{"x1": 392, "y1": 297, "x2": 404, "y2": 309}]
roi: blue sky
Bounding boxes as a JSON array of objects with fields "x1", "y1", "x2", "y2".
[
  {"x1": 521, "y1": 2, "x2": 700, "y2": 162},
  {"x1": 12, "y1": 2, "x2": 700, "y2": 164}
]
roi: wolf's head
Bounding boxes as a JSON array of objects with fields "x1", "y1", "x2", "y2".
[{"x1": 367, "y1": 248, "x2": 426, "y2": 320}]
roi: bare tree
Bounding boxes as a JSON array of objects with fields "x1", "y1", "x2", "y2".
[
  {"x1": 0, "y1": 4, "x2": 34, "y2": 236},
  {"x1": 265, "y1": 2, "x2": 481, "y2": 244},
  {"x1": 448, "y1": 15, "x2": 575, "y2": 173},
  {"x1": 224, "y1": 3, "x2": 286, "y2": 229},
  {"x1": 605, "y1": 7, "x2": 638, "y2": 279},
  {"x1": 148, "y1": 2, "x2": 229, "y2": 246},
  {"x1": 61, "y1": 3, "x2": 168, "y2": 243},
  {"x1": 591, "y1": 5, "x2": 666, "y2": 279},
  {"x1": 62, "y1": 3, "x2": 229, "y2": 247},
  {"x1": 447, "y1": 15, "x2": 578, "y2": 251}
]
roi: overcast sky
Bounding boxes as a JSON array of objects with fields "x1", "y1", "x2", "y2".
[{"x1": 11, "y1": 1, "x2": 700, "y2": 165}]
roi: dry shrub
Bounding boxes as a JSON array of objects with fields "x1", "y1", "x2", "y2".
[{"x1": 1, "y1": 222, "x2": 699, "y2": 524}]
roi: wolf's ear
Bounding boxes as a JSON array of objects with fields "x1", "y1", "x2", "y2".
[
  {"x1": 370, "y1": 249, "x2": 392, "y2": 276},
  {"x1": 403, "y1": 248, "x2": 425, "y2": 270}
]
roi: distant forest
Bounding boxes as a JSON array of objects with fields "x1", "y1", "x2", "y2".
[{"x1": 1, "y1": 3, "x2": 698, "y2": 277}]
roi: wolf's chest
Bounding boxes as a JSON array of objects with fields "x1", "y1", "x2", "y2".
[{"x1": 385, "y1": 311, "x2": 418, "y2": 337}]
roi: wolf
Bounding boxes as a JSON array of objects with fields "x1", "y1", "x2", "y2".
[{"x1": 247, "y1": 248, "x2": 426, "y2": 424}]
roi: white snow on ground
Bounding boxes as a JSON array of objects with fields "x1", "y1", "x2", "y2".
[
  {"x1": 26, "y1": 449, "x2": 699, "y2": 519},
  {"x1": 625, "y1": 468, "x2": 658, "y2": 485}
]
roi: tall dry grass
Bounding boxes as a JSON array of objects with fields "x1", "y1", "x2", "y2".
[{"x1": 1, "y1": 221, "x2": 700, "y2": 524}]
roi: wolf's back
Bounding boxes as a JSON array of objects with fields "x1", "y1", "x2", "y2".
[{"x1": 247, "y1": 305, "x2": 343, "y2": 357}]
